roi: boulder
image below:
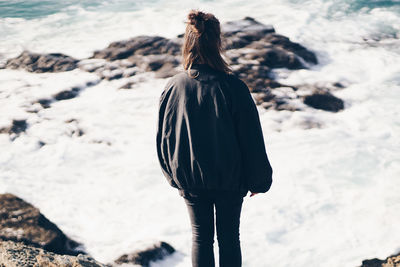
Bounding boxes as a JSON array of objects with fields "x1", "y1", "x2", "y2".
[
  {"x1": 221, "y1": 17, "x2": 318, "y2": 66},
  {"x1": 0, "y1": 193, "x2": 84, "y2": 256},
  {"x1": 114, "y1": 241, "x2": 175, "y2": 267},
  {"x1": 0, "y1": 240, "x2": 108, "y2": 267},
  {"x1": 360, "y1": 252, "x2": 400, "y2": 267},
  {"x1": 221, "y1": 16, "x2": 276, "y2": 49},
  {"x1": 91, "y1": 36, "x2": 181, "y2": 61},
  {"x1": 54, "y1": 87, "x2": 81, "y2": 101},
  {"x1": 4, "y1": 51, "x2": 78, "y2": 73},
  {"x1": 0, "y1": 119, "x2": 27, "y2": 136},
  {"x1": 303, "y1": 92, "x2": 344, "y2": 112},
  {"x1": 262, "y1": 33, "x2": 318, "y2": 64}
]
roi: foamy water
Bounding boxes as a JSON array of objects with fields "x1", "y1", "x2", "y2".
[{"x1": 1, "y1": 1, "x2": 400, "y2": 266}]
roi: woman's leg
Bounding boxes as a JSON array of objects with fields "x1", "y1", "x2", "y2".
[
  {"x1": 184, "y1": 195, "x2": 215, "y2": 267},
  {"x1": 215, "y1": 194, "x2": 244, "y2": 267}
]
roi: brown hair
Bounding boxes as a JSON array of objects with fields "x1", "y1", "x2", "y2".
[{"x1": 182, "y1": 9, "x2": 232, "y2": 78}]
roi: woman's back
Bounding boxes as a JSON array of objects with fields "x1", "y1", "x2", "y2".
[{"x1": 156, "y1": 63, "x2": 272, "y2": 197}]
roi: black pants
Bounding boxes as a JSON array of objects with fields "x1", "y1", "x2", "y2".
[{"x1": 183, "y1": 191, "x2": 244, "y2": 267}]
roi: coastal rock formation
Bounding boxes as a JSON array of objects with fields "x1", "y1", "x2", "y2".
[
  {"x1": 0, "y1": 119, "x2": 28, "y2": 141},
  {"x1": 360, "y1": 252, "x2": 400, "y2": 267},
  {"x1": 0, "y1": 193, "x2": 84, "y2": 256},
  {"x1": 303, "y1": 91, "x2": 344, "y2": 112},
  {"x1": 0, "y1": 193, "x2": 177, "y2": 267},
  {"x1": 2, "y1": 16, "x2": 345, "y2": 114},
  {"x1": 3, "y1": 51, "x2": 78, "y2": 73},
  {"x1": 0, "y1": 240, "x2": 107, "y2": 267},
  {"x1": 91, "y1": 36, "x2": 181, "y2": 60},
  {"x1": 114, "y1": 241, "x2": 176, "y2": 267}
]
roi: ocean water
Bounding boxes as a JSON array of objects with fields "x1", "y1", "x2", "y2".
[{"x1": 0, "y1": 1, "x2": 400, "y2": 267}]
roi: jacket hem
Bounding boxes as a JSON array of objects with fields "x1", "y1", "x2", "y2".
[{"x1": 178, "y1": 188, "x2": 248, "y2": 198}]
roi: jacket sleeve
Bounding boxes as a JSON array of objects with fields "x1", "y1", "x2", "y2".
[
  {"x1": 232, "y1": 78, "x2": 273, "y2": 193},
  {"x1": 156, "y1": 81, "x2": 179, "y2": 189}
]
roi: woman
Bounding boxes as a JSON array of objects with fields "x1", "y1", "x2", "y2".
[{"x1": 156, "y1": 9, "x2": 273, "y2": 267}]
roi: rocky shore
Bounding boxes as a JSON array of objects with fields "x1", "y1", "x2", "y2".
[
  {"x1": 360, "y1": 253, "x2": 400, "y2": 267},
  {"x1": 1, "y1": 192, "x2": 398, "y2": 266},
  {"x1": 0, "y1": 17, "x2": 347, "y2": 143},
  {"x1": 1, "y1": 17, "x2": 345, "y2": 117},
  {"x1": 0, "y1": 193, "x2": 175, "y2": 267}
]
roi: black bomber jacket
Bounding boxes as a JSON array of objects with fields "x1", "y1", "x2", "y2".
[{"x1": 156, "y1": 63, "x2": 273, "y2": 197}]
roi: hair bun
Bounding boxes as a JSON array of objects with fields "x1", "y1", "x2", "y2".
[{"x1": 187, "y1": 10, "x2": 206, "y2": 34}]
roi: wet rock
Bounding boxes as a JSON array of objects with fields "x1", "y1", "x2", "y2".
[
  {"x1": 119, "y1": 81, "x2": 135, "y2": 89},
  {"x1": 333, "y1": 82, "x2": 345, "y2": 88},
  {"x1": 122, "y1": 67, "x2": 139, "y2": 78},
  {"x1": 0, "y1": 119, "x2": 28, "y2": 141},
  {"x1": 114, "y1": 241, "x2": 175, "y2": 267},
  {"x1": 54, "y1": 87, "x2": 81, "y2": 101},
  {"x1": 0, "y1": 240, "x2": 108, "y2": 267},
  {"x1": 218, "y1": 17, "x2": 320, "y2": 105},
  {"x1": 359, "y1": 251, "x2": 400, "y2": 267},
  {"x1": 221, "y1": 17, "x2": 317, "y2": 70},
  {"x1": 36, "y1": 98, "x2": 53, "y2": 108},
  {"x1": 4, "y1": 51, "x2": 78, "y2": 73},
  {"x1": 262, "y1": 33, "x2": 318, "y2": 64},
  {"x1": 143, "y1": 55, "x2": 180, "y2": 72},
  {"x1": 37, "y1": 141, "x2": 46, "y2": 148},
  {"x1": 0, "y1": 119, "x2": 27, "y2": 135},
  {"x1": 155, "y1": 63, "x2": 180, "y2": 78},
  {"x1": 258, "y1": 47, "x2": 303, "y2": 69},
  {"x1": 78, "y1": 58, "x2": 108, "y2": 73},
  {"x1": 91, "y1": 36, "x2": 181, "y2": 61},
  {"x1": 99, "y1": 69, "x2": 124, "y2": 80},
  {"x1": 303, "y1": 92, "x2": 344, "y2": 112},
  {"x1": 222, "y1": 16, "x2": 275, "y2": 49},
  {"x1": 0, "y1": 193, "x2": 84, "y2": 256}
]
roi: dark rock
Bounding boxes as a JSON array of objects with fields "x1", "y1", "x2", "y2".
[
  {"x1": 154, "y1": 62, "x2": 180, "y2": 78},
  {"x1": 122, "y1": 67, "x2": 138, "y2": 78},
  {"x1": 37, "y1": 98, "x2": 52, "y2": 108},
  {"x1": 10, "y1": 119, "x2": 27, "y2": 135},
  {"x1": 361, "y1": 258, "x2": 385, "y2": 267},
  {"x1": 38, "y1": 141, "x2": 46, "y2": 147},
  {"x1": 0, "y1": 240, "x2": 108, "y2": 267},
  {"x1": 0, "y1": 193, "x2": 84, "y2": 256},
  {"x1": 68, "y1": 128, "x2": 84, "y2": 137},
  {"x1": 5, "y1": 51, "x2": 78, "y2": 73},
  {"x1": 359, "y1": 251, "x2": 400, "y2": 267},
  {"x1": 99, "y1": 69, "x2": 124, "y2": 80},
  {"x1": 220, "y1": 17, "x2": 317, "y2": 71},
  {"x1": 54, "y1": 87, "x2": 81, "y2": 101},
  {"x1": 333, "y1": 82, "x2": 345, "y2": 88},
  {"x1": 147, "y1": 59, "x2": 164, "y2": 71},
  {"x1": 65, "y1": 118, "x2": 78, "y2": 123},
  {"x1": 258, "y1": 47, "x2": 303, "y2": 69},
  {"x1": 263, "y1": 33, "x2": 318, "y2": 64},
  {"x1": 114, "y1": 241, "x2": 175, "y2": 267},
  {"x1": 0, "y1": 119, "x2": 28, "y2": 140},
  {"x1": 91, "y1": 36, "x2": 181, "y2": 61},
  {"x1": 119, "y1": 81, "x2": 135, "y2": 89},
  {"x1": 222, "y1": 16, "x2": 275, "y2": 50},
  {"x1": 217, "y1": 17, "x2": 320, "y2": 101},
  {"x1": 253, "y1": 91, "x2": 275, "y2": 105},
  {"x1": 303, "y1": 92, "x2": 344, "y2": 112}
]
